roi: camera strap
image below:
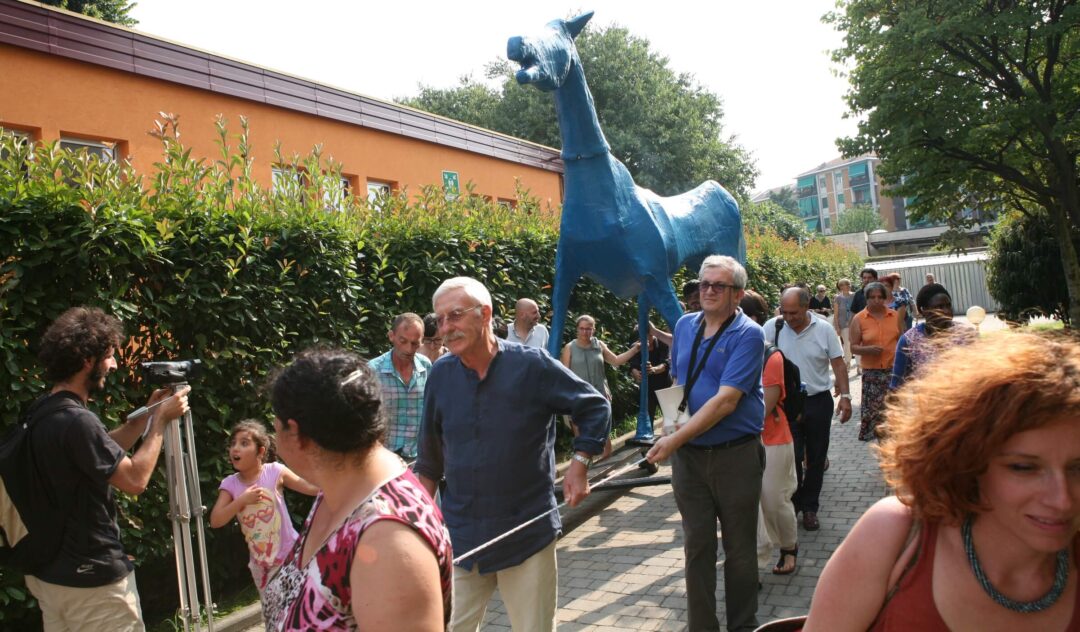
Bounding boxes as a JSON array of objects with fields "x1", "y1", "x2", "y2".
[{"x1": 679, "y1": 311, "x2": 736, "y2": 414}]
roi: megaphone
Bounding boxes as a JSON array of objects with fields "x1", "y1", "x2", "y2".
[{"x1": 655, "y1": 384, "x2": 690, "y2": 435}]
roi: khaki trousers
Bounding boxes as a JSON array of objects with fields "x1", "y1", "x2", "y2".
[
  {"x1": 25, "y1": 571, "x2": 143, "y2": 632},
  {"x1": 450, "y1": 539, "x2": 558, "y2": 632}
]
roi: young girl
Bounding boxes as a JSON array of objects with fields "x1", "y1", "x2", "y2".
[{"x1": 209, "y1": 420, "x2": 318, "y2": 593}]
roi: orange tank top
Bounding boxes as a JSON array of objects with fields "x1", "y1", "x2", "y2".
[
  {"x1": 855, "y1": 308, "x2": 899, "y2": 369},
  {"x1": 870, "y1": 522, "x2": 1080, "y2": 631}
]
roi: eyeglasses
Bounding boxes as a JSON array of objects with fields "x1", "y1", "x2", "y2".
[
  {"x1": 422, "y1": 337, "x2": 443, "y2": 345},
  {"x1": 435, "y1": 304, "x2": 483, "y2": 327},
  {"x1": 698, "y1": 281, "x2": 737, "y2": 294}
]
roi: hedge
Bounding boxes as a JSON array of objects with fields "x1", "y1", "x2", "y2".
[{"x1": 0, "y1": 117, "x2": 861, "y2": 627}]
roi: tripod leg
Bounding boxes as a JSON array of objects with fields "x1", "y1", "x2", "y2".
[
  {"x1": 164, "y1": 418, "x2": 195, "y2": 631},
  {"x1": 182, "y1": 410, "x2": 216, "y2": 631}
]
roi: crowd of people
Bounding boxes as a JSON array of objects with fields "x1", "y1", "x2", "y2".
[{"x1": 12, "y1": 259, "x2": 1076, "y2": 632}]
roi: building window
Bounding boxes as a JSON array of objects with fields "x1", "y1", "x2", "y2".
[
  {"x1": 820, "y1": 196, "x2": 829, "y2": 210},
  {"x1": 833, "y1": 171, "x2": 843, "y2": 193},
  {"x1": 818, "y1": 174, "x2": 828, "y2": 191},
  {"x1": 60, "y1": 137, "x2": 117, "y2": 163},
  {"x1": 797, "y1": 175, "x2": 817, "y2": 199},
  {"x1": 848, "y1": 162, "x2": 869, "y2": 187},
  {"x1": 0, "y1": 127, "x2": 32, "y2": 164},
  {"x1": 323, "y1": 176, "x2": 352, "y2": 212},
  {"x1": 366, "y1": 180, "x2": 393, "y2": 203},
  {"x1": 272, "y1": 166, "x2": 304, "y2": 190}
]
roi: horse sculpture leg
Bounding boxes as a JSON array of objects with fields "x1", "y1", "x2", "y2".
[
  {"x1": 636, "y1": 296, "x2": 653, "y2": 440},
  {"x1": 546, "y1": 250, "x2": 580, "y2": 358}
]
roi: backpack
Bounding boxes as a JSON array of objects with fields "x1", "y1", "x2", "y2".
[
  {"x1": 0, "y1": 393, "x2": 81, "y2": 573},
  {"x1": 768, "y1": 319, "x2": 806, "y2": 423}
]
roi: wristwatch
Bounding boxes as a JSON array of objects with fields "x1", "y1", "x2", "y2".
[
  {"x1": 839, "y1": 393, "x2": 851, "y2": 400},
  {"x1": 571, "y1": 453, "x2": 593, "y2": 469}
]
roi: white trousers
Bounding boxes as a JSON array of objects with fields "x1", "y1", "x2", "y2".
[{"x1": 757, "y1": 442, "x2": 799, "y2": 568}]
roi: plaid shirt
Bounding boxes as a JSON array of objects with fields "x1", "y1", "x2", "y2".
[{"x1": 368, "y1": 351, "x2": 431, "y2": 458}]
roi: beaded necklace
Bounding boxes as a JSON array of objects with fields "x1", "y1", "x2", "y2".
[{"x1": 962, "y1": 515, "x2": 1070, "y2": 613}]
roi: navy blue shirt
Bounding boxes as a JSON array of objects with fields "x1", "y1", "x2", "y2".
[
  {"x1": 414, "y1": 339, "x2": 610, "y2": 572},
  {"x1": 670, "y1": 310, "x2": 765, "y2": 445}
]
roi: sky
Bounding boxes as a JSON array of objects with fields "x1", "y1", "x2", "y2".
[{"x1": 129, "y1": 1, "x2": 858, "y2": 193}]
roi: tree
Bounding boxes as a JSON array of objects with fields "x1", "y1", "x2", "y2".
[
  {"x1": 40, "y1": 0, "x2": 137, "y2": 25},
  {"x1": 828, "y1": 0, "x2": 1080, "y2": 325},
  {"x1": 833, "y1": 204, "x2": 884, "y2": 235},
  {"x1": 987, "y1": 208, "x2": 1078, "y2": 324},
  {"x1": 743, "y1": 201, "x2": 812, "y2": 243},
  {"x1": 402, "y1": 24, "x2": 757, "y2": 199},
  {"x1": 767, "y1": 186, "x2": 800, "y2": 215}
]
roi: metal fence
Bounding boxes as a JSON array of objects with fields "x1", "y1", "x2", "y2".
[{"x1": 871, "y1": 251, "x2": 998, "y2": 313}]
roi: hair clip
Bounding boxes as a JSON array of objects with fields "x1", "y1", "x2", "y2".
[{"x1": 341, "y1": 368, "x2": 365, "y2": 386}]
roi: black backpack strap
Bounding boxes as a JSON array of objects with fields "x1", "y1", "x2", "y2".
[{"x1": 774, "y1": 318, "x2": 784, "y2": 342}]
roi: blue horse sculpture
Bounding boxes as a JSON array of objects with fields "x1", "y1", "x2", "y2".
[{"x1": 508, "y1": 11, "x2": 745, "y2": 439}]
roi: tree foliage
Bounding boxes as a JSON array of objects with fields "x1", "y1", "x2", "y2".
[
  {"x1": 987, "y1": 208, "x2": 1078, "y2": 324},
  {"x1": 401, "y1": 23, "x2": 757, "y2": 199},
  {"x1": 767, "y1": 186, "x2": 800, "y2": 215},
  {"x1": 39, "y1": 0, "x2": 137, "y2": 25},
  {"x1": 743, "y1": 200, "x2": 812, "y2": 243},
  {"x1": 834, "y1": 204, "x2": 884, "y2": 235},
  {"x1": 828, "y1": 0, "x2": 1080, "y2": 325}
]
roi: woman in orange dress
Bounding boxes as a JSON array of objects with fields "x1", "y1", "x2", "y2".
[{"x1": 849, "y1": 281, "x2": 900, "y2": 441}]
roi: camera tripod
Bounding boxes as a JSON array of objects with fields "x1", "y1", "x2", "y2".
[{"x1": 160, "y1": 380, "x2": 216, "y2": 632}]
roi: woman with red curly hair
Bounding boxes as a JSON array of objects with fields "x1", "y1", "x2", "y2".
[{"x1": 803, "y1": 331, "x2": 1080, "y2": 631}]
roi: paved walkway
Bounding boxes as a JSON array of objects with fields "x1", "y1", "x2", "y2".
[
  {"x1": 233, "y1": 373, "x2": 885, "y2": 631},
  {"x1": 475, "y1": 372, "x2": 885, "y2": 631}
]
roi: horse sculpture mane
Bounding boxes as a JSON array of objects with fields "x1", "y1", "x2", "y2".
[{"x1": 508, "y1": 11, "x2": 745, "y2": 439}]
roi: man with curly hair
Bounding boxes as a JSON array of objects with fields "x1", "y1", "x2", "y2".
[{"x1": 23, "y1": 307, "x2": 190, "y2": 631}]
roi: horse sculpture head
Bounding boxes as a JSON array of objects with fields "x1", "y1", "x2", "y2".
[{"x1": 507, "y1": 12, "x2": 593, "y2": 92}]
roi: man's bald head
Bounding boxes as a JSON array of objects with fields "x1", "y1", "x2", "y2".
[
  {"x1": 779, "y1": 287, "x2": 811, "y2": 330},
  {"x1": 515, "y1": 298, "x2": 540, "y2": 326},
  {"x1": 781, "y1": 287, "x2": 810, "y2": 308}
]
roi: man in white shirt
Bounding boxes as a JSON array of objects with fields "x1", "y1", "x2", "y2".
[
  {"x1": 506, "y1": 298, "x2": 549, "y2": 350},
  {"x1": 764, "y1": 287, "x2": 852, "y2": 531}
]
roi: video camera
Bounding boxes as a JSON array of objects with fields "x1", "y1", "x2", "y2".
[{"x1": 141, "y1": 359, "x2": 203, "y2": 385}]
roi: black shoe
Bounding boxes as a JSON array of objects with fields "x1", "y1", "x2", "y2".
[{"x1": 803, "y1": 511, "x2": 820, "y2": 531}]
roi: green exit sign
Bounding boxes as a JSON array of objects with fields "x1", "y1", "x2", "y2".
[{"x1": 442, "y1": 171, "x2": 460, "y2": 199}]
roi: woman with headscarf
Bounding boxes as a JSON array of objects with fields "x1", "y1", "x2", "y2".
[
  {"x1": 849, "y1": 281, "x2": 900, "y2": 441},
  {"x1": 890, "y1": 283, "x2": 975, "y2": 390}
]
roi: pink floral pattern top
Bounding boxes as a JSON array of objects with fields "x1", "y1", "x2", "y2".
[{"x1": 261, "y1": 468, "x2": 452, "y2": 631}]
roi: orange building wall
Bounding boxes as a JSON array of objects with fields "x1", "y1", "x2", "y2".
[{"x1": 0, "y1": 43, "x2": 563, "y2": 207}]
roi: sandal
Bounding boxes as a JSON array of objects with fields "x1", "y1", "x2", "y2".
[{"x1": 773, "y1": 546, "x2": 798, "y2": 575}]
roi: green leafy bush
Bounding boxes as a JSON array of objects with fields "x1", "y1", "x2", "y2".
[
  {"x1": 0, "y1": 119, "x2": 860, "y2": 627},
  {"x1": 987, "y1": 209, "x2": 1077, "y2": 325}
]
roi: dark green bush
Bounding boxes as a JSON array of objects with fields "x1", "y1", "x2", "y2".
[{"x1": 0, "y1": 117, "x2": 860, "y2": 627}]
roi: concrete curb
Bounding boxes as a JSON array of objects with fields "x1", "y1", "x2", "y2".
[{"x1": 214, "y1": 602, "x2": 262, "y2": 632}]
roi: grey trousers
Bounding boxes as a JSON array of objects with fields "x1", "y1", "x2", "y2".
[{"x1": 672, "y1": 438, "x2": 764, "y2": 632}]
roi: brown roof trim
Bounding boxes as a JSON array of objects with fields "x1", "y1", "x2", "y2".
[{"x1": 0, "y1": 0, "x2": 564, "y2": 173}]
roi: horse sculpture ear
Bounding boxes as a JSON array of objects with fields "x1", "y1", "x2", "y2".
[{"x1": 564, "y1": 11, "x2": 593, "y2": 39}]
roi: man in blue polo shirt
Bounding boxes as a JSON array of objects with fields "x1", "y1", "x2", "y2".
[
  {"x1": 416, "y1": 277, "x2": 609, "y2": 632},
  {"x1": 647, "y1": 255, "x2": 765, "y2": 632}
]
